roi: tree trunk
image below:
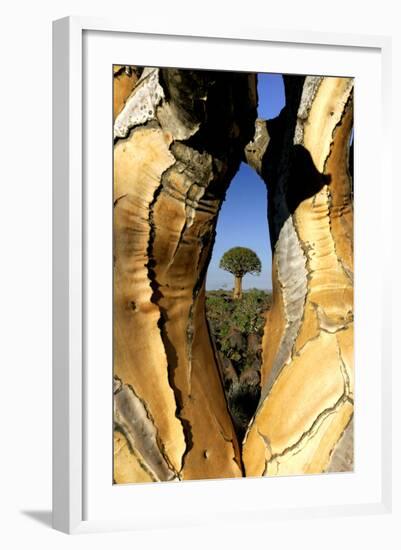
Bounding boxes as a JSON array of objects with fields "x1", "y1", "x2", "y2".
[
  {"x1": 113, "y1": 67, "x2": 257, "y2": 482},
  {"x1": 113, "y1": 67, "x2": 354, "y2": 482},
  {"x1": 233, "y1": 275, "x2": 243, "y2": 299},
  {"x1": 243, "y1": 75, "x2": 354, "y2": 475}
]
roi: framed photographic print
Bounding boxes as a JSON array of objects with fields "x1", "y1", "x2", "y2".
[{"x1": 52, "y1": 17, "x2": 392, "y2": 534}]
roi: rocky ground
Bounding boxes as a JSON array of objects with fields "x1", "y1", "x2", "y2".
[{"x1": 205, "y1": 289, "x2": 272, "y2": 441}]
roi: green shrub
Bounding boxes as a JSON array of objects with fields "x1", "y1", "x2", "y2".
[
  {"x1": 205, "y1": 288, "x2": 271, "y2": 440},
  {"x1": 205, "y1": 288, "x2": 271, "y2": 373}
]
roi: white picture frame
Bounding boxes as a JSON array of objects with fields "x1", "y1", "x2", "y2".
[{"x1": 52, "y1": 16, "x2": 393, "y2": 535}]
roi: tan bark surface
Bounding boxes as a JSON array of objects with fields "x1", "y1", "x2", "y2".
[
  {"x1": 243, "y1": 76, "x2": 354, "y2": 476},
  {"x1": 233, "y1": 276, "x2": 242, "y2": 299},
  {"x1": 113, "y1": 69, "x2": 354, "y2": 482},
  {"x1": 113, "y1": 67, "x2": 257, "y2": 481},
  {"x1": 113, "y1": 66, "x2": 139, "y2": 121}
]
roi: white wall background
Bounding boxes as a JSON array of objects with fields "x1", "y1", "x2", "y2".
[{"x1": 0, "y1": 0, "x2": 399, "y2": 548}]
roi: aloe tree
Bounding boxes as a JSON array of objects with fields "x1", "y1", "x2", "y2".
[
  {"x1": 219, "y1": 247, "x2": 262, "y2": 299},
  {"x1": 113, "y1": 66, "x2": 354, "y2": 483}
]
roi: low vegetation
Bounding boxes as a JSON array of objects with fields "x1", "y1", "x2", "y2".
[{"x1": 205, "y1": 288, "x2": 272, "y2": 440}]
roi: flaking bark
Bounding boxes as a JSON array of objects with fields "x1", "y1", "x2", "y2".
[
  {"x1": 242, "y1": 76, "x2": 354, "y2": 476},
  {"x1": 113, "y1": 67, "x2": 257, "y2": 482},
  {"x1": 113, "y1": 68, "x2": 354, "y2": 481}
]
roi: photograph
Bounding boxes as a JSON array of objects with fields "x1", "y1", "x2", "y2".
[{"x1": 113, "y1": 65, "x2": 354, "y2": 484}]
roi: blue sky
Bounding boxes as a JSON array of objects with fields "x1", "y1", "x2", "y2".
[{"x1": 206, "y1": 73, "x2": 285, "y2": 291}]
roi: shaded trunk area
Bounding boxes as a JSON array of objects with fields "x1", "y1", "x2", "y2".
[
  {"x1": 113, "y1": 66, "x2": 257, "y2": 482},
  {"x1": 113, "y1": 67, "x2": 354, "y2": 482},
  {"x1": 243, "y1": 75, "x2": 354, "y2": 475}
]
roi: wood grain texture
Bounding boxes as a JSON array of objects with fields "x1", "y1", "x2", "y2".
[
  {"x1": 113, "y1": 70, "x2": 354, "y2": 482},
  {"x1": 113, "y1": 65, "x2": 140, "y2": 122},
  {"x1": 114, "y1": 68, "x2": 257, "y2": 481},
  {"x1": 243, "y1": 76, "x2": 354, "y2": 476}
]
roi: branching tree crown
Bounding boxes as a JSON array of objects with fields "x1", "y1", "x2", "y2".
[{"x1": 219, "y1": 247, "x2": 261, "y2": 277}]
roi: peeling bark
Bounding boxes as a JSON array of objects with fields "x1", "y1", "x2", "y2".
[
  {"x1": 326, "y1": 417, "x2": 354, "y2": 472},
  {"x1": 242, "y1": 76, "x2": 354, "y2": 476},
  {"x1": 113, "y1": 68, "x2": 354, "y2": 482},
  {"x1": 114, "y1": 380, "x2": 179, "y2": 481},
  {"x1": 113, "y1": 65, "x2": 140, "y2": 122},
  {"x1": 114, "y1": 67, "x2": 257, "y2": 482}
]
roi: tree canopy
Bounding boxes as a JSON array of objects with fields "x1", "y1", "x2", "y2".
[{"x1": 219, "y1": 247, "x2": 262, "y2": 278}]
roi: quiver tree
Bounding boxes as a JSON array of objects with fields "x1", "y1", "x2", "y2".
[
  {"x1": 219, "y1": 247, "x2": 262, "y2": 299},
  {"x1": 113, "y1": 66, "x2": 257, "y2": 482},
  {"x1": 243, "y1": 75, "x2": 354, "y2": 474},
  {"x1": 113, "y1": 66, "x2": 354, "y2": 482}
]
